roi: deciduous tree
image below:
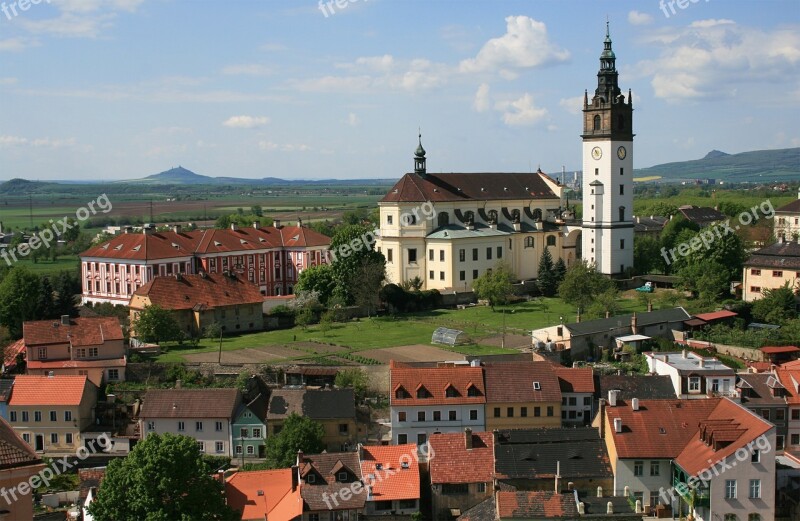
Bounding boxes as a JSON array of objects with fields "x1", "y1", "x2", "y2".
[
  {"x1": 131, "y1": 304, "x2": 182, "y2": 344},
  {"x1": 472, "y1": 262, "x2": 515, "y2": 310},
  {"x1": 266, "y1": 413, "x2": 325, "y2": 469},
  {"x1": 558, "y1": 260, "x2": 614, "y2": 313}
]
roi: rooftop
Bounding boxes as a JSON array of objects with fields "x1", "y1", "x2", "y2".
[
  {"x1": 360, "y1": 444, "x2": 420, "y2": 502},
  {"x1": 694, "y1": 310, "x2": 738, "y2": 322},
  {"x1": 744, "y1": 240, "x2": 800, "y2": 269},
  {"x1": 225, "y1": 468, "x2": 302, "y2": 521},
  {"x1": 8, "y1": 375, "x2": 92, "y2": 406},
  {"x1": 390, "y1": 360, "x2": 485, "y2": 406},
  {"x1": 298, "y1": 451, "x2": 365, "y2": 511},
  {"x1": 484, "y1": 362, "x2": 561, "y2": 403},
  {"x1": 23, "y1": 316, "x2": 123, "y2": 347},
  {"x1": 647, "y1": 351, "x2": 735, "y2": 374},
  {"x1": 736, "y1": 372, "x2": 786, "y2": 406},
  {"x1": 0, "y1": 417, "x2": 42, "y2": 471},
  {"x1": 139, "y1": 388, "x2": 242, "y2": 419},
  {"x1": 597, "y1": 374, "x2": 678, "y2": 401},
  {"x1": 267, "y1": 388, "x2": 355, "y2": 420},
  {"x1": 429, "y1": 431, "x2": 494, "y2": 484},
  {"x1": 566, "y1": 307, "x2": 690, "y2": 336},
  {"x1": 554, "y1": 367, "x2": 595, "y2": 394},
  {"x1": 132, "y1": 272, "x2": 264, "y2": 311}
]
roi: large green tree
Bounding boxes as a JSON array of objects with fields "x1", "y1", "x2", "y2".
[
  {"x1": 87, "y1": 433, "x2": 239, "y2": 521},
  {"x1": 752, "y1": 283, "x2": 798, "y2": 324},
  {"x1": 131, "y1": 304, "x2": 182, "y2": 344},
  {"x1": 633, "y1": 236, "x2": 663, "y2": 275},
  {"x1": 677, "y1": 259, "x2": 730, "y2": 304},
  {"x1": 335, "y1": 368, "x2": 369, "y2": 402},
  {"x1": 266, "y1": 413, "x2": 325, "y2": 469},
  {"x1": 0, "y1": 267, "x2": 42, "y2": 338},
  {"x1": 296, "y1": 264, "x2": 336, "y2": 305},
  {"x1": 536, "y1": 248, "x2": 558, "y2": 297},
  {"x1": 329, "y1": 224, "x2": 385, "y2": 305},
  {"x1": 557, "y1": 260, "x2": 614, "y2": 313},
  {"x1": 472, "y1": 262, "x2": 515, "y2": 310}
]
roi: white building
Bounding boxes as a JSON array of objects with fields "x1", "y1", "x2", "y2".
[{"x1": 646, "y1": 350, "x2": 736, "y2": 399}]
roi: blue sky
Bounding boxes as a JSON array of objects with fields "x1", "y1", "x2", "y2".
[{"x1": 1, "y1": 0, "x2": 798, "y2": 181}]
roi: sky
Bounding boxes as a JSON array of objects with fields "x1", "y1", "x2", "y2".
[{"x1": 0, "y1": 0, "x2": 798, "y2": 182}]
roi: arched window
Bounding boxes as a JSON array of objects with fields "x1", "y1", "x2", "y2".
[
  {"x1": 525, "y1": 237, "x2": 534, "y2": 248},
  {"x1": 532, "y1": 208, "x2": 543, "y2": 221},
  {"x1": 546, "y1": 235, "x2": 556, "y2": 247},
  {"x1": 437, "y1": 212, "x2": 449, "y2": 228},
  {"x1": 488, "y1": 210, "x2": 498, "y2": 223},
  {"x1": 593, "y1": 115, "x2": 601, "y2": 131},
  {"x1": 619, "y1": 206, "x2": 625, "y2": 222}
]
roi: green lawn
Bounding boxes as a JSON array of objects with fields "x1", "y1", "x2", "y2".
[{"x1": 4, "y1": 255, "x2": 80, "y2": 275}]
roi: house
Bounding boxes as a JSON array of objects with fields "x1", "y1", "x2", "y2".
[
  {"x1": 632, "y1": 215, "x2": 668, "y2": 240},
  {"x1": 0, "y1": 417, "x2": 46, "y2": 521},
  {"x1": 22, "y1": 315, "x2": 126, "y2": 387},
  {"x1": 458, "y1": 491, "x2": 644, "y2": 520},
  {"x1": 0, "y1": 380, "x2": 13, "y2": 421},
  {"x1": 390, "y1": 360, "x2": 486, "y2": 446},
  {"x1": 760, "y1": 345, "x2": 800, "y2": 365},
  {"x1": 129, "y1": 272, "x2": 265, "y2": 338},
  {"x1": 359, "y1": 443, "x2": 421, "y2": 515},
  {"x1": 284, "y1": 366, "x2": 339, "y2": 387},
  {"x1": 483, "y1": 362, "x2": 561, "y2": 430},
  {"x1": 429, "y1": 429, "x2": 494, "y2": 520},
  {"x1": 493, "y1": 427, "x2": 613, "y2": 495},
  {"x1": 79, "y1": 466, "x2": 106, "y2": 521},
  {"x1": 80, "y1": 222, "x2": 331, "y2": 305},
  {"x1": 598, "y1": 396, "x2": 775, "y2": 520},
  {"x1": 596, "y1": 374, "x2": 677, "y2": 403},
  {"x1": 267, "y1": 388, "x2": 357, "y2": 452},
  {"x1": 231, "y1": 393, "x2": 268, "y2": 460},
  {"x1": 676, "y1": 205, "x2": 727, "y2": 228},
  {"x1": 645, "y1": 350, "x2": 736, "y2": 399},
  {"x1": 297, "y1": 450, "x2": 365, "y2": 519},
  {"x1": 139, "y1": 388, "x2": 242, "y2": 456},
  {"x1": 776, "y1": 369, "x2": 800, "y2": 457},
  {"x1": 742, "y1": 238, "x2": 800, "y2": 302},
  {"x1": 735, "y1": 372, "x2": 789, "y2": 452},
  {"x1": 775, "y1": 188, "x2": 800, "y2": 241},
  {"x1": 224, "y1": 468, "x2": 302, "y2": 521},
  {"x1": 554, "y1": 367, "x2": 595, "y2": 425},
  {"x1": 7, "y1": 375, "x2": 97, "y2": 455}
]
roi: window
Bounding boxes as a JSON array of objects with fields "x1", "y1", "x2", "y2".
[
  {"x1": 216, "y1": 421, "x2": 223, "y2": 432},
  {"x1": 792, "y1": 433, "x2": 800, "y2": 446},
  {"x1": 76, "y1": 348, "x2": 86, "y2": 358},
  {"x1": 620, "y1": 167, "x2": 624, "y2": 176},
  {"x1": 594, "y1": 168, "x2": 599, "y2": 176},
  {"x1": 619, "y1": 206, "x2": 625, "y2": 222},
  {"x1": 773, "y1": 271, "x2": 783, "y2": 277},
  {"x1": 449, "y1": 410, "x2": 457, "y2": 421},
  {"x1": 417, "y1": 411, "x2": 425, "y2": 422},
  {"x1": 473, "y1": 269, "x2": 478, "y2": 279},
  {"x1": 593, "y1": 115, "x2": 601, "y2": 130},
  {"x1": 460, "y1": 271, "x2": 466, "y2": 281},
  {"x1": 568, "y1": 397, "x2": 577, "y2": 406},
  {"x1": 37, "y1": 347, "x2": 47, "y2": 360},
  {"x1": 429, "y1": 249, "x2": 434, "y2": 261},
  {"x1": 688, "y1": 377, "x2": 701, "y2": 392},
  {"x1": 178, "y1": 421, "x2": 185, "y2": 432},
  {"x1": 49, "y1": 411, "x2": 57, "y2": 422},
  {"x1": 749, "y1": 479, "x2": 760, "y2": 498},
  {"x1": 429, "y1": 270, "x2": 434, "y2": 280},
  {"x1": 477, "y1": 482, "x2": 487, "y2": 493},
  {"x1": 89, "y1": 347, "x2": 98, "y2": 357},
  {"x1": 387, "y1": 249, "x2": 393, "y2": 262},
  {"x1": 620, "y1": 239, "x2": 625, "y2": 249},
  {"x1": 496, "y1": 246, "x2": 502, "y2": 259},
  {"x1": 725, "y1": 479, "x2": 737, "y2": 499},
  {"x1": 399, "y1": 499, "x2": 417, "y2": 509},
  {"x1": 777, "y1": 435, "x2": 785, "y2": 451},
  {"x1": 51, "y1": 433, "x2": 58, "y2": 444},
  {"x1": 417, "y1": 433, "x2": 426, "y2": 445},
  {"x1": 147, "y1": 421, "x2": 155, "y2": 431},
  {"x1": 494, "y1": 407, "x2": 501, "y2": 418},
  {"x1": 442, "y1": 483, "x2": 468, "y2": 495},
  {"x1": 525, "y1": 236, "x2": 534, "y2": 248},
  {"x1": 761, "y1": 409, "x2": 770, "y2": 421},
  {"x1": 546, "y1": 235, "x2": 556, "y2": 247},
  {"x1": 459, "y1": 249, "x2": 465, "y2": 262},
  {"x1": 374, "y1": 500, "x2": 393, "y2": 511},
  {"x1": 398, "y1": 412, "x2": 407, "y2": 422},
  {"x1": 634, "y1": 461, "x2": 643, "y2": 476},
  {"x1": 750, "y1": 269, "x2": 761, "y2": 275},
  {"x1": 568, "y1": 411, "x2": 577, "y2": 419},
  {"x1": 416, "y1": 387, "x2": 430, "y2": 399},
  {"x1": 338, "y1": 471, "x2": 348, "y2": 482},
  {"x1": 408, "y1": 249, "x2": 417, "y2": 263},
  {"x1": 507, "y1": 407, "x2": 514, "y2": 418},
  {"x1": 547, "y1": 406, "x2": 554, "y2": 417},
  {"x1": 387, "y1": 215, "x2": 393, "y2": 225},
  {"x1": 748, "y1": 515, "x2": 761, "y2": 521},
  {"x1": 22, "y1": 411, "x2": 28, "y2": 422},
  {"x1": 650, "y1": 461, "x2": 660, "y2": 476},
  {"x1": 750, "y1": 286, "x2": 761, "y2": 293},
  {"x1": 34, "y1": 411, "x2": 41, "y2": 422},
  {"x1": 253, "y1": 428, "x2": 261, "y2": 438},
  {"x1": 195, "y1": 422, "x2": 203, "y2": 432},
  {"x1": 776, "y1": 409, "x2": 786, "y2": 421},
  {"x1": 197, "y1": 442, "x2": 205, "y2": 453},
  {"x1": 107, "y1": 368, "x2": 120, "y2": 381},
  {"x1": 486, "y1": 247, "x2": 492, "y2": 260},
  {"x1": 533, "y1": 381, "x2": 541, "y2": 391},
  {"x1": 472, "y1": 248, "x2": 478, "y2": 261},
  {"x1": 619, "y1": 185, "x2": 624, "y2": 195},
  {"x1": 9, "y1": 412, "x2": 16, "y2": 422},
  {"x1": 22, "y1": 433, "x2": 30, "y2": 443},
  {"x1": 521, "y1": 407, "x2": 528, "y2": 417},
  {"x1": 584, "y1": 397, "x2": 591, "y2": 406},
  {"x1": 439, "y1": 271, "x2": 445, "y2": 281},
  {"x1": 65, "y1": 433, "x2": 73, "y2": 444},
  {"x1": 751, "y1": 449, "x2": 760, "y2": 463},
  {"x1": 216, "y1": 442, "x2": 224, "y2": 454},
  {"x1": 307, "y1": 475, "x2": 316, "y2": 485},
  {"x1": 433, "y1": 411, "x2": 441, "y2": 422},
  {"x1": 398, "y1": 434, "x2": 408, "y2": 444},
  {"x1": 469, "y1": 410, "x2": 478, "y2": 421},
  {"x1": 440, "y1": 250, "x2": 445, "y2": 262},
  {"x1": 793, "y1": 409, "x2": 800, "y2": 420},
  {"x1": 235, "y1": 445, "x2": 243, "y2": 455},
  {"x1": 534, "y1": 407, "x2": 541, "y2": 417}
]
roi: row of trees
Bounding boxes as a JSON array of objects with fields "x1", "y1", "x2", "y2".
[{"x1": 0, "y1": 267, "x2": 79, "y2": 338}]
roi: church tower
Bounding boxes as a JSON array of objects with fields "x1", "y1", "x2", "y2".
[{"x1": 581, "y1": 22, "x2": 634, "y2": 276}]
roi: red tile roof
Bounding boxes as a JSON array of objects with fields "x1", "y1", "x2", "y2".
[
  {"x1": 140, "y1": 389, "x2": 242, "y2": 419},
  {"x1": 694, "y1": 310, "x2": 738, "y2": 322},
  {"x1": 379, "y1": 171, "x2": 559, "y2": 203},
  {"x1": 0, "y1": 416, "x2": 43, "y2": 471},
  {"x1": 554, "y1": 367, "x2": 595, "y2": 394},
  {"x1": 484, "y1": 362, "x2": 561, "y2": 403},
  {"x1": 390, "y1": 360, "x2": 485, "y2": 406},
  {"x1": 3, "y1": 339, "x2": 25, "y2": 370},
  {"x1": 780, "y1": 360, "x2": 800, "y2": 370},
  {"x1": 496, "y1": 491, "x2": 578, "y2": 518},
  {"x1": 225, "y1": 468, "x2": 303, "y2": 521},
  {"x1": 81, "y1": 230, "x2": 203, "y2": 261},
  {"x1": 675, "y1": 399, "x2": 773, "y2": 476},
  {"x1": 360, "y1": 444, "x2": 420, "y2": 502},
  {"x1": 27, "y1": 358, "x2": 127, "y2": 370},
  {"x1": 132, "y1": 272, "x2": 264, "y2": 311},
  {"x1": 776, "y1": 370, "x2": 800, "y2": 404},
  {"x1": 604, "y1": 398, "x2": 719, "y2": 459},
  {"x1": 760, "y1": 345, "x2": 800, "y2": 354},
  {"x1": 429, "y1": 431, "x2": 494, "y2": 484},
  {"x1": 9, "y1": 375, "x2": 92, "y2": 406},
  {"x1": 23, "y1": 317, "x2": 123, "y2": 348}
]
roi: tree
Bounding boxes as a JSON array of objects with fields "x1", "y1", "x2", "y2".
[
  {"x1": 296, "y1": 264, "x2": 336, "y2": 305},
  {"x1": 400, "y1": 276, "x2": 423, "y2": 292},
  {"x1": 335, "y1": 368, "x2": 369, "y2": 401},
  {"x1": 87, "y1": 433, "x2": 239, "y2": 521},
  {"x1": 250, "y1": 205, "x2": 263, "y2": 217},
  {"x1": 472, "y1": 262, "x2": 515, "y2": 310},
  {"x1": 660, "y1": 215, "x2": 700, "y2": 273},
  {"x1": 752, "y1": 283, "x2": 798, "y2": 324},
  {"x1": 0, "y1": 267, "x2": 42, "y2": 338},
  {"x1": 329, "y1": 224, "x2": 385, "y2": 305},
  {"x1": 587, "y1": 287, "x2": 621, "y2": 319},
  {"x1": 265, "y1": 413, "x2": 325, "y2": 469},
  {"x1": 558, "y1": 260, "x2": 614, "y2": 313},
  {"x1": 294, "y1": 306, "x2": 315, "y2": 330},
  {"x1": 536, "y1": 248, "x2": 558, "y2": 297},
  {"x1": 53, "y1": 271, "x2": 79, "y2": 318},
  {"x1": 131, "y1": 305, "x2": 182, "y2": 344},
  {"x1": 633, "y1": 236, "x2": 663, "y2": 275},
  {"x1": 348, "y1": 256, "x2": 386, "y2": 317},
  {"x1": 677, "y1": 259, "x2": 729, "y2": 304},
  {"x1": 553, "y1": 257, "x2": 567, "y2": 286},
  {"x1": 37, "y1": 277, "x2": 56, "y2": 320}
]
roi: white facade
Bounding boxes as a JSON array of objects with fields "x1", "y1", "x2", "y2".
[
  {"x1": 139, "y1": 417, "x2": 233, "y2": 456},
  {"x1": 646, "y1": 351, "x2": 736, "y2": 399},
  {"x1": 390, "y1": 404, "x2": 485, "y2": 445},
  {"x1": 561, "y1": 392, "x2": 594, "y2": 425},
  {"x1": 613, "y1": 458, "x2": 672, "y2": 508}
]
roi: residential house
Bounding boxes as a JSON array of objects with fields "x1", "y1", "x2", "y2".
[
  {"x1": 596, "y1": 374, "x2": 677, "y2": 404},
  {"x1": 224, "y1": 468, "x2": 302, "y2": 521},
  {"x1": 457, "y1": 491, "x2": 643, "y2": 521},
  {"x1": 129, "y1": 272, "x2": 265, "y2": 338},
  {"x1": 483, "y1": 362, "x2": 561, "y2": 430},
  {"x1": 676, "y1": 205, "x2": 727, "y2": 228},
  {"x1": 232, "y1": 393, "x2": 268, "y2": 460},
  {"x1": 493, "y1": 427, "x2": 613, "y2": 495},
  {"x1": 646, "y1": 350, "x2": 736, "y2": 399},
  {"x1": 632, "y1": 215, "x2": 668, "y2": 240},
  {"x1": 297, "y1": 450, "x2": 365, "y2": 520},
  {"x1": 0, "y1": 417, "x2": 46, "y2": 521},
  {"x1": 775, "y1": 189, "x2": 800, "y2": 241},
  {"x1": 760, "y1": 345, "x2": 800, "y2": 366},
  {"x1": 776, "y1": 369, "x2": 800, "y2": 457},
  {"x1": 22, "y1": 316, "x2": 126, "y2": 387},
  {"x1": 736, "y1": 371, "x2": 789, "y2": 452},
  {"x1": 7, "y1": 375, "x2": 97, "y2": 455},
  {"x1": 139, "y1": 388, "x2": 242, "y2": 457},
  {"x1": 267, "y1": 388, "x2": 357, "y2": 452},
  {"x1": 742, "y1": 238, "x2": 800, "y2": 302},
  {"x1": 79, "y1": 466, "x2": 106, "y2": 521},
  {"x1": 554, "y1": 366, "x2": 595, "y2": 425},
  {"x1": 598, "y1": 396, "x2": 775, "y2": 520},
  {"x1": 0, "y1": 380, "x2": 13, "y2": 421},
  {"x1": 284, "y1": 366, "x2": 339, "y2": 387},
  {"x1": 390, "y1": 361, "x2": 486, "y2": 446},
  {"x1": 80, "y1": 222, "x2": 331, "y2": 305},
  {"x1": 359, "y1": 443, "x2": 421, "y2": 515},
  {"x1": 429, "y1": 430, "x2": 494, "y2": 520}
]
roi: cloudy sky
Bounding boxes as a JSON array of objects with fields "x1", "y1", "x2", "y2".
[{"x1": 1, "y1": 0, "x2": 798, "y2": 181}]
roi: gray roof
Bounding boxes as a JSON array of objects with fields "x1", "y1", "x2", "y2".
[
  {"x1": 566, "y1": 307, "x2": 691, "y2": 336},
  {"x1": 140, "y1": 389, "x2": 242, "y2": 419},
  {"x1": 426, "y1": 223, "x2": 510, "y2": 240},
  {"x1": 597, "y1": 374, "x2": 677, "y2": 400},
  {"x1": 267, "y1": 388, "x2": 356, "y2": 420},
  {"x1": 736, "y1": 373, "x2": 787, "y2": 407},
  {"x1": 648, "y1": 352, "x2": 734, "y2": 374}
]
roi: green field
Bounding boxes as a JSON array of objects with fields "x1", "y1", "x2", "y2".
[{"x1": 6, "y1": 256, "x2": 80, "y2": 275}]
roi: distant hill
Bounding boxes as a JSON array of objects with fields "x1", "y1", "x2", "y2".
[
  {"x1": 128, "y1": 166, "x2": 217, "y2": 185},
  {"x1": 0, "y1": 178, "x2": 58, "y2": 194},
  {"x1": 635, "y1": 147, "x2": 800, "y2": 182},
  {"x1": 126, "y1": 166, "x2": 394, "y2": 186}
]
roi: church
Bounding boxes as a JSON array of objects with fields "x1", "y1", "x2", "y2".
[{"x1": 376, "y1": 24, "x2": 634, "y2": 291}]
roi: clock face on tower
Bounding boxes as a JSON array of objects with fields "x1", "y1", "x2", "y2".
[
  {"x1": 617, "y1": 146, "x2": 626, "y2": 160},
  {"x1": 591, "y1": 147, "x2": 602, "y2": 160}
]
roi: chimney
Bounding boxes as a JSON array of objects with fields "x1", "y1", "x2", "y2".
[
  {"x1": 296, "y1": 450, "x2": 304, "y2": 467},
  {"x1": 614, "y1": 418, "x2": 622, "y2": 433},
  {"x1": 554, "y1": 460, "x2": 560, "y2": 493},
  {"x1": 635, "y1": 500, "x2": 643, "y2": 514},
  {"x1": 124, "y1": 226, "x2": 133, "y2": 234},
  {"x1": 598, "y1": 398, "x2": 606, "y2": 439},
  {"x1": 230, "y1": 223, "x2": 238, "y2": 231},
  {"x1": 61, "y1": 315, "x2": 70, "y2": 326},
  {"x1": 143, "y1": 224, "x2": 154, "y2": 235},
  {"x1": 682, "y1": 349, "x2": 688, "y2": 359},
  {"x1": 647, "y1": 300, "x2": 653, "y2": 312},
  {"x1": 290, "y1": 464, "x2": 298, "y2": 491},
  {"x1": 274, "y1": 219, "x2": 282, "y2": 229},
  {"x1": 631, "y1": 312, "x2": 638, "y2": 335},
  {"x1": 298, "y1": 218, "x2": 303, "y2": 227},
  {"x1": 175, "y1": 379, "x2": 182, "y2": 389},
  {"x1": 173, "y1": 224, "x2": 182, "y2": 234},
  {"x1": 624, "y1": 486, "x2": 630, "y2": 497},
  {"x1": 252, "y1": 222, "x2": 259, "y2": 229},
  {"x1": 631, "y1": 398, "x2": 639, "y2": 411},
  {"x1": 567, "y1": 481, "x2": 574, "y2": 491},
  {"x1": 578, "y1": 503, "x2": 585, "y2": 515},
  {"x1": 664, "y1": 354, "x2": 669, "y2": 364},
  {"x1": 608, "y1": 390, "x2": 618, "y2": 407},
  {"x1": 465, "y1": 427, "x2": 473, "y2": 449},
  {"x1": 605, "y1": 310, "x2": 611, "y2": 319}
]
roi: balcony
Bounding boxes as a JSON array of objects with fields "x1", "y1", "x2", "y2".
[{"x1": 671, "y1": 475, "x2": 710, "y2": 508}]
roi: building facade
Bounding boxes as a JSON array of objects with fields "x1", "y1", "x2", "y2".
[
  {"x1": 742, "y1": 239, "x2": 800, "y2": 302},
  {"x1": 483, "y1": 362, "x2": 561, "y2": 431},
  {"x1": 646, "y1": 351, "x2": 736, "y2": 399},
  {"x1": 267, "y1": 388, "x2": 358, "y2": 452}
]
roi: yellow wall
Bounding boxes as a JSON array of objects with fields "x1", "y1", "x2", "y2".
[
  {"x1": 742, "y1": 265, "x2": 799, "y2": 302},
  {"x1": 485, "y1": 401, "x2": 561, "y2": 430}
]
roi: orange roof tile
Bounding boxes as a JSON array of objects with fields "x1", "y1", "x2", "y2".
[
  {"x1": 694, "y1": 310, "x2": 738, "y2": 322},
  {"x1": 132, "y1": 272, "x2": 264, "y2": 311},
  {"x1": 484, "y1": 362, "x2": 561, "y2": 403},
  {"x1": 3, "y1": 339, "x2": 25, "y2": 369},
  {"x1": 429, "y1": 431, "x2": 494, "y2": 484},
  {"x1": 776, "y1": 369, "x2": 800, "y2": 404},
  {"x1": 360, "y1": 444, "x2": 420, "y2": 502},
  {"x1": 9, "y1": 375, "x2": 92, "y2": 406},
  {"x1": 390, "y1": 361, "x2": 485, "y2": 406},
  {"x1": 555, "y1": 367, "x2": 595, "y2": 394},
  {"x1": 81, "y1": 230, "x2": 203, "y2": 261},
  {"x1": 496, "y1": 491, "x2": 578, "y2": 518},
  {"x1": 760, "y1": 345, "x2": 800, "y2": 354},
  {"x1": 225, "y1": 468, "x2": 303, "y2": 521},
  {"x1": 26, "y1": 358, "x2": 127, "y2": 370},
  {"x1": 23, "y1": 317, "x2": 123, "y2": 348},
  {"x1": 780, "y1": 360, "x2": 800, "y2": 370}
]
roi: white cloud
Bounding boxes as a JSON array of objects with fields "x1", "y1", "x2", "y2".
[
  {"x1": 459, "y1": 16, "x2": 570, "y2": 76},
  {"x1": 221, "y1": 64, "x2": 272, "y2": 76},
  {"x1": 558, "y1": 95, "x2": 584, "y2": 115},
  {"x1": 0, "y1": 135, "x2": 77, "y2": 148},
  {"x1": 260, "y1": 43, "x2": 287, "y2": 52},
  {"x1": 296, "y1": 56, "x2": 449, "y2": 94},
  {"x1": 495, "y1": 93, "x2": 548, "y2": 126},
  {"x1": 223, "y1": 115, "x2": 270, "y2": 129},
  {"x1": 0, "y1": 77, "x2": 18, "y2": 85},
  {"x1": 258, "y1": 141, "x2": 311, "y2": 152},
  {"x1": 345, "y1": 112, "x2": 360, "y2": 126},
  {"x1": 16, "y1": 0, "x2": 144, "y2": 39},
  {"x1": 353, "y1": 55, "x2": 394, "y2": 73},
  {"x1": 628, "y1": 11, "x2": 653, "y2": 26},
  {"x1": 0, "y1": 38, "x2": 39, "y2": 52},
  {"x1": 52, "y1": 0, "x2": 144, "y2": 13},
  {"x1": 473, "y1": 83, "x2": 491, "y2": 112}
]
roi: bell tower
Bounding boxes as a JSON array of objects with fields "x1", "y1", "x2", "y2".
[{"x1": 581, "y1": 22, "x2": 634, "y2": 276}]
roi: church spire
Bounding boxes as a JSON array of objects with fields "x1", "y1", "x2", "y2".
[
  {"x1": 414, "y1": 130, "x2": 427, "y2": 177},
  {"x1": 595, "y1": 21, "x2": 620, "y2": 102}
]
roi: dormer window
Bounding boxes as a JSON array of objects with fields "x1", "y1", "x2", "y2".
[
  {"x1": 395, "y1": 387, "x2": 410, "y2": 400},
  {"x1": 467, "y1": 384, "x2": 481, "y2": 397},
  {"x1": 445, "y1": 385, "x2": 459, "y2": 398},
  {"x1": 307, "y1": 474, "x2": 315, "y2": 484},
  {"x1": 416, "y1": 386, "x2": 431, "y2": 399},
  {"x1": 533, "y1": 382, "x2": 541, "y2": 391},
  {"x1": 338, "y1": 472, "x2": 348, "y2": 482}
]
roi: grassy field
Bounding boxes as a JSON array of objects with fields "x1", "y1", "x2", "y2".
[{"x1": 8, "y1": 256, "x2": 80, "y2": 275}]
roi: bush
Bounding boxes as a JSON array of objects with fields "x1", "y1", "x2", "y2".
[
  {"x1": 379, "y1": 284, "x2": 442, "y2": 313},
  {"x1": 269, "y1": 305, "x2": 295, "y2": 317}
]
